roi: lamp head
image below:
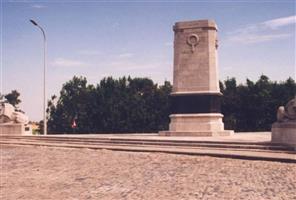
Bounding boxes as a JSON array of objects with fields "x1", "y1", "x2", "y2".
[{"x1": 30, "y1": 19, "x2": 38, "y2": 26}]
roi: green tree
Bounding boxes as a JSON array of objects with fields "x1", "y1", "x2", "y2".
[
  {"x1": 4, "y1": 90, "x2": 21, "y2": 106},
  {"x1": 47, "y1": 76, "x2": 96, "y2": 133},
  {"x1": 38, "y1": 120, "x2": 44, "y2": 135},
  {"x1": 221, "y1": 78, "x2": 239, "y2": 130}
]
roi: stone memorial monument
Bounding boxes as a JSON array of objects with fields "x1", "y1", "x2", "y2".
[
  {"x1": 271, "y1": 96, "x2": 296, "y2": 147},
  {"x1": 0, "y1": 102, "x2": 32, "y2": 135},
  {"x1": 161, "y1": 19, "x2": 233, "y2": 136}
]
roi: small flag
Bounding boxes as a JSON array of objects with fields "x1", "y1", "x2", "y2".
[{"x1": 71, "y1": 119, "x2": 77, "y2": 128}]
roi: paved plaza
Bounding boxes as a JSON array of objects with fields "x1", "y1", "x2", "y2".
[{"x1": 1, "y1": 144, "x2": 295, "y2": 200}]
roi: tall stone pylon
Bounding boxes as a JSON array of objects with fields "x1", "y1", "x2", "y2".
[{"x1": 160, "y1": 20, "x2": 233, "y2": 136}]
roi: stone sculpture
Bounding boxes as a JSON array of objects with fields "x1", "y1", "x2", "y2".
[
  {"x1": 272, "y1": 96, "x2": 296, "y2": 147},
  {"x1": 0, "y1": 103, "x2": 31, "y2": 135},
  {"x1": 276, "y1": 97, "x2": 296, "y2": 122},
  {"x1": 0, "y1": 103, "x2": 29, "y2": 124}
]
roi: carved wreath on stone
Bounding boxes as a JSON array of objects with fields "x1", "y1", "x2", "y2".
[
  {"x1": 277, "y1": 96, "x2": 296, "y2": 122},
  {"x1": 187, "y1": 34, "x2": 199, "y2": 52}
]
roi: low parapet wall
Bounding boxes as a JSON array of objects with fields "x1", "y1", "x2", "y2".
[{"x1": 0, "y1": 124, "x2": 32, "y2": 135}]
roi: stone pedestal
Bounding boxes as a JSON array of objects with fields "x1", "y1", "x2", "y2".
[
  {"x1": 160, "y1": 20, "x2": 233, "y2": 136},
  {"x1": 160, "y1": 114, "x2": 233, "y2": 136},
  {"x1": 271, "y1": 97, "x2": 296, "y2": 147},
  {"x1": 0, "y1": 124, "x2": 32, "y2": 135},
  {"x1": 271, "y1": 122, "x2": 296, "y2": 147}
]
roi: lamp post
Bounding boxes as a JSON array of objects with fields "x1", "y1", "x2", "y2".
[{"x1": 30, "y1": 19, "x2": 47, "y2": 135}]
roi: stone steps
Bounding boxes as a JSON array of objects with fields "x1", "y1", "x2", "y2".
[
  {"x1": 1, "y1": 134, "x2": 295, "y2": 163},
  {"x1": 0, "y1": 135, "x2": 293, "y2": 152}
]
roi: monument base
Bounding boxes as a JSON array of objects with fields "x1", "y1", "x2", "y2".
[
  {"x1": 271, "y1": 122, "x2": 296, "y2": 147},
  {"x1": 0, "y1": 124, "x2": 32, "y2": 135},
  {"x1": 159, "y1": 130, "x2": 233, "y2": 137},
  {"x1": 160, "y1": 113, "x2": 233, "y2": 137}
]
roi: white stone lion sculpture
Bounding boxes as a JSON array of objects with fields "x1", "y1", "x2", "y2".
[
  {"x1": 277, "y1": 96, "x2": 296, "y2": 122},
  {"x1": 0, "y1": 103, "x2": 29, "y2": 124}
]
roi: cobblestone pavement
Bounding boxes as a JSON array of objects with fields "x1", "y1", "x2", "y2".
[{"x1": 1, "y1": 145, "x2": 295, "y2": 200}]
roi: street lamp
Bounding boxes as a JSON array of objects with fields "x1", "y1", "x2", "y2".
[{"x1": 30, "y1": 19, "x2": 47, "y2": 135}]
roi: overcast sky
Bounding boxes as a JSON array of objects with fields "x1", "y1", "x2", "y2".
[{"x1": 1, "y1": 1, "x2": 295, "y2": 121}]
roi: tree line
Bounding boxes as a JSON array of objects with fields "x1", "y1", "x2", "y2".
[
  {"x1": 46, "y1": 75, "x2": 295, "y2": 134},
  {"x1": 221, "y1": 75, "x2": 295, "y2": 131},
  {"x1": 2, "y1": 75, "x2": 295, "y2": 133},
  {"x1": 47, "y1": 76, "x2": 171, "y2": 133}
]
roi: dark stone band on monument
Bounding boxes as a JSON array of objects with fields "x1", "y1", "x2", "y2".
[{"x1": 170, "y1": 94, "x2": 221, "y2": 114}]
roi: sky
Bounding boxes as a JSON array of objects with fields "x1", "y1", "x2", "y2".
[{"x1": 1, "y1": 0, "x2": 295, "y2": 121}]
